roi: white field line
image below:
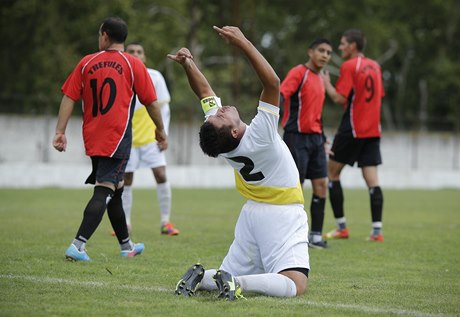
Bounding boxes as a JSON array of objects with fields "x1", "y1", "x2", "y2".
[{"x1": 0, "y1": 274, "x2": 452, "y2": 317}]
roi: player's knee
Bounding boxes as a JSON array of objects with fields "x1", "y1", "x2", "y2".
[{"x1": 295, "y1": 279, "x2": 308, "y2": 296}]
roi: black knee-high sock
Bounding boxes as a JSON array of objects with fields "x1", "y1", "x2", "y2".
[
  {"x1": 369, "y1": 186, "x2": 383, "y2": 223},
  {"x1": 310, "y1": 195, "x2": 326, "y2": 234},
  {"x1": 107, "y1": 186, "x2": 130, "y2": 244},
  {"x1": 75, "y1": 186, "x2": 114, "y2": 242},
  {"x1": 328, "y1": 180, "x2": 344, "y2": 219}
]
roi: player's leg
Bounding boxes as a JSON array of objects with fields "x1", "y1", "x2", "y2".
[
  {"x1": 122, "y1": 172, "x2": 134, "y2": 229},
  {"x1": 107, "y1": 175, "x2": 144, "y2": 257},
  {"x1": 309, "y1": 177, "x2": 327, "y2": 248},
  {"x1": 218, "y1": 203, "x2": 309, "y2": 298},
  {"x1": 359, "y1": 138, "x2": 384, "y2": 241},
  {"x1": 146, "y1": 143, "x2": 180, "y2": 235},
  {"x1": 307, "y1": 134, "x2": 328, "y2": 248},
  {"x1": 325, "y1": 159, "x2": 349, "y2": 239}
]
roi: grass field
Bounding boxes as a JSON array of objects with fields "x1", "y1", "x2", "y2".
[{"x1": 0, "y1": 188, "x2": 459, "y2": 317}]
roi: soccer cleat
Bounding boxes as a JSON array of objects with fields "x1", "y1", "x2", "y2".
[
  {"x1": 367, "y1": 233, "x2": 384, "y2": 242},
  {"x1": 120, "y1": 242, "x2": 144, "y2": 257},
  {"x1": 309, "y1": 239, "x2": 328, "y2": 249},
  {"x1": 65, "y1": 244, "x2": 91, "y2": 262},
  {"x1": 213, "y1": 270, "x2": 245, "y2": 301},
  {"x1": 324, "y1": 227, "x2": 349, "y2": 239},
  {"x1": 161, "y1": 223, "x2": 180, "y2": 236},
  {"x1": 175, "y1": 263, "x2": 205, "y2": 296}
]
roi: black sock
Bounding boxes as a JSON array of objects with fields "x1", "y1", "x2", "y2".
[
  {"x1": 75, "y1": 186, "x2": 114, "y2": 241},
  {"x1": 328, "y1": 180, "x2": 344, "y2": 219},
  {"x1": 310, "y1": 194, "x2": 326, "y2": 234},
  {"x1": 369, "y1": 186, "x2": 383, "y2": 223},
  {"x1": 107, "y1": 186, "x2": 129, "y2": 244}
]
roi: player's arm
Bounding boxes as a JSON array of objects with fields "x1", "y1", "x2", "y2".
[
  {"x1": 213, "y1": 25, "x2": 280, "y2": 107},
  {"x1": 168, "y1": 48, "x2": 216, "y2": 99},
  {"x1": 145, "y1": 100, "x2": 168, "y2": 150},
  {"x1": 53, "y1": 95, "x2": 75, "y2": 152},
  {"x1": 321, "y1": 70, "x2": 347, "y2": 105},
  {"x1": 168, "y1": 48, "x2": 221, "y2": 117}
]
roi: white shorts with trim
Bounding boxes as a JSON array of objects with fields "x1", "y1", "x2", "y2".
[
  {"x1": 125, "y1": 142, "x2": 166, "y2": 172},
  {"x1": 220, "y1": 200, "x2": 310, "y2": 276}
]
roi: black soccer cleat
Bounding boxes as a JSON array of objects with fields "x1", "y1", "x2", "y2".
[
  {"x1": 174, "y1": 263, "x2": 205, "y2": 297},
  {"x1": 213, "y1": 269, "x2": 245, "y2": 301}
]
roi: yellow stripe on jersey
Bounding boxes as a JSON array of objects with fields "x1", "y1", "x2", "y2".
[
  {"x1": 132, "y1": 106, "x2": 156, "y2": 147},
  {"x1": 234, "y1": 171, "x2": 305, "y2": 205},
  {"x1": 258, "y1": 104, "x2": 280, "y2": 117}
]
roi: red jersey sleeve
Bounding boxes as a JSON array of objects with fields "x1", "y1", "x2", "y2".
[
  {"x1": 130, "y1": 57, "x2": 157, "y2": 106},
  {"x1": 335, "y1": 60, "x2": 356, "y2": 98},
  {"x1": 280, "y1": 65, "x2": 305, "y2": 99},
  {"x1": 61, "y1": 56, "x2": 92, "y2": 101}
]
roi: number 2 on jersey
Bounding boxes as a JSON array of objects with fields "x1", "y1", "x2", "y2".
[
  {"x1": 228, "y1": 156, "x2": 265, "y2": 182},
  {"x1": 90, "y1": 78, "x2": 116, "y2": 117}
]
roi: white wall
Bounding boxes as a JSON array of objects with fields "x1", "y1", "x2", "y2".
[{"x1": 1, "y1": 115, "x2": 459, "y2": 189}]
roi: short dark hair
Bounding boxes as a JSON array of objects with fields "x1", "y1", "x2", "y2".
[
  {"x1": 343, "y1": 29, "x2": 366, "y2": 52},
  {"x1": 309, "y1": 38, "x2": 332, "y2": 49},
  {"x1": 199, "y1": 121, "x2": 240, "y2": 157},
  {"x1": 100, "y1": 17, "x2": 128, "y2": 43}
]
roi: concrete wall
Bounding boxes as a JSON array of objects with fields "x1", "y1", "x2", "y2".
[{"x1": 1, "y1": 115, "x2": 459, "y2": 189}]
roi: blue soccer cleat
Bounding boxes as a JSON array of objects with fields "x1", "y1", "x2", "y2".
[
  {"x1": 120, "y1": 242, "x2": 145, "y2": 257},
  {"x1": 65, "y1": 244, "x2": 91, "y2": 262}
]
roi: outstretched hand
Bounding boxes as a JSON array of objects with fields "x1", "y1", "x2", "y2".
[
  {"x1": 213, "y1": 26, "x2": 248, "y2": 47},
  {"x1": 167, "y1": 48, "x2": 193, "y2": 65}
]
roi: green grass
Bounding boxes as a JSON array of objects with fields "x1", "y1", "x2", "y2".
[{"x1": 0, "y1": 188, "x2": 459, "y2": 317}]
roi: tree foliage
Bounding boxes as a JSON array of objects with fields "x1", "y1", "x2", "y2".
[{"x1": 1, "y1": 0, "x2": 458, "y2": 130}]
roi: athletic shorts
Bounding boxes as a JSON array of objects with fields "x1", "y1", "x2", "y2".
[
  {"x1": 85, "y1": 156, "x2": 128, "y2": 185},
  {"x1": 220, "y1": 200, "x2": 310, "y2": 277},
  {"x1": 330, "y1": 132, "x2": 382, "y2": 167},
  {"x1": 283, "y1": 132, "x2": 327, "y2": 181},
  {"x1": 125, "y1": 142, "x2": 166, "y2": 173}
]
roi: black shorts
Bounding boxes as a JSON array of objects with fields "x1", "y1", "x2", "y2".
[
  {"x1": 330, "y1": 132, "x2": 382, "y2": 167},
  {"x1": 85, "y1": 156, "x2": 128, "y2": 185},
  {"x1": 283, "y1": 132, "x2": 327, "y2": 182}
]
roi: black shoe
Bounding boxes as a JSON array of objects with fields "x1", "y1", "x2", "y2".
[
  {"x1": 175, "y1": 263, "x2": 205, "y2": 296},
  {"x1": 309, "y1": 239, "x2": 328, "y2": 249},
  {"x1": 213, "y1": 270, "x2": 244, "y2": 301}
]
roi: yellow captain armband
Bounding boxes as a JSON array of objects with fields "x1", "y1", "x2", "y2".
[{"x1": 201, "y1": 96, "x2": 222, "y2": 114}]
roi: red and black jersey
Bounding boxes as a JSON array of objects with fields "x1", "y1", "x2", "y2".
[
  {"x1": 336, "y1": 56, "x2": 385, "y2": 138},
  {"x1": 62, "y1": 50, "x2": 157, "y2": 158},
  {"x1": 280, "y1": 65, "x2": 325, "y2": 134}
]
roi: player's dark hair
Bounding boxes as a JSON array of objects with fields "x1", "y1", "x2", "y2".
[
  {"x1": 199, "y1": 121, "x2": 239, "y2": 157},
  {"x1": 100, "y1": 17, "x2": 128, "y2": 43},
  {"x1": 343, "y1": 29, "x2": 366, "y2": 52},
  {"x1": 309, "y1": 38, "x2": 332, "y2": 49}
]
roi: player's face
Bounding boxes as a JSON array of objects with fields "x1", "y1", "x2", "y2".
[
  {"x1": 309, "y1": 43, "x2": 332, "y2": 70},
  {"x1": 126, "y1": 44, "x2": 146, "y2": 63},
  {"x1": 207, "y1": 106, "x2": 241, "y2": 130},
  {"x1": 98, "y1": 28, "x2": 109, "y2": 51},
  {"x1": 339, "y1": 36, "x2": 353, "y2": 60}
]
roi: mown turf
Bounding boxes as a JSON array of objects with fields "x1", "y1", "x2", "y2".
[{"x1": 0, "y1": 188, "x2": 458, "y2": 316}]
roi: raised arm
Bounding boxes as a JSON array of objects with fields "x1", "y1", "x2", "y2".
[
  {"x1": 213, "y1": 26, "x2": 280, "y2": 107},
  {"x1": 167, "y1": 48, "x2": 215, "y2": 99}
]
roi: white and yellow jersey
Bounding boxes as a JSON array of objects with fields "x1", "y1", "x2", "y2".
[
  {"x1": 202, "y1": 97, "x2": 304, "y2": 205},
  {"x1": 132, "y1": 68, "x2": 171, "y2": 148}
]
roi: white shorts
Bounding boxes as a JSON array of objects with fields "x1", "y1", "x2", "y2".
[
  {"x1": 220, "y1": 200, "x2": 310, "y2": 276},
  {"x1": 125, "y1": 142, "x2": 166, "y2": 172}
]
